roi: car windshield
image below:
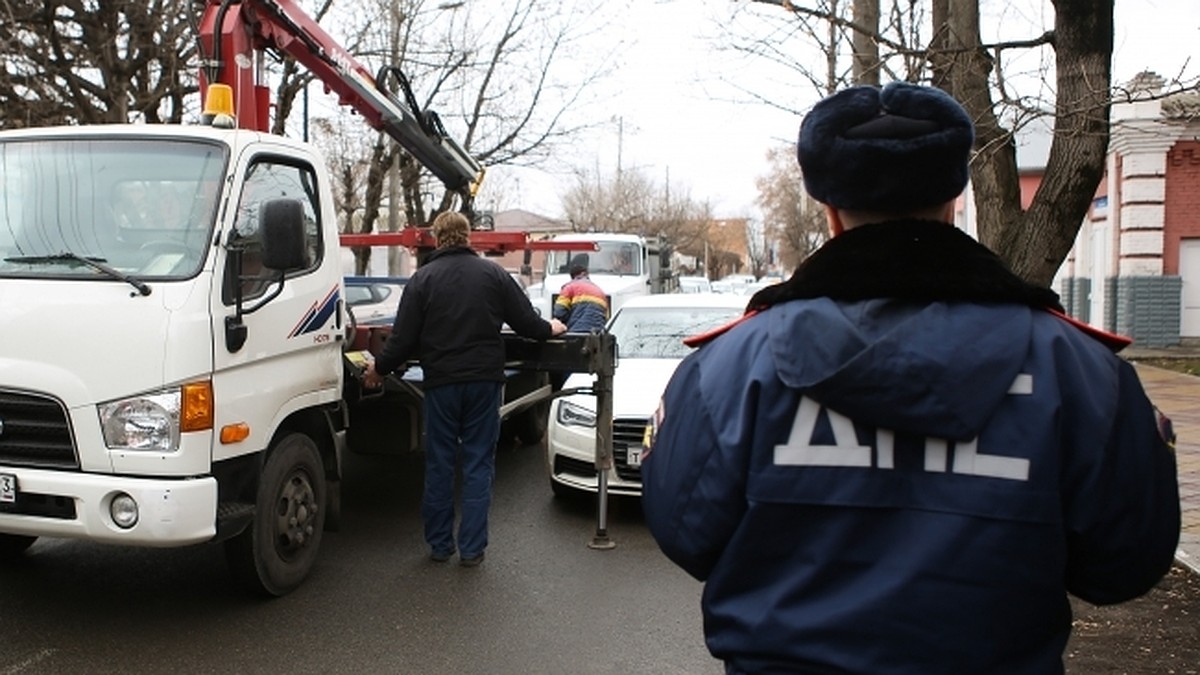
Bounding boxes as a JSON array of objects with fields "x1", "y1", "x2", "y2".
[
  {"x1": 546, "y1": 241, "x2": 642, "y2": 276},
  {"x1": 0, "y1": 137, "x2": 228, "y2": 281},
  {"x1": 609, "y1": 305, "x2": 743, "y2": 358}
]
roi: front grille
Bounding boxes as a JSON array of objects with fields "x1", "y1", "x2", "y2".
[
  {"x1": 0, "y1": 390, "x2": 78, "y2": 469},
  {"x1": 612, "y1": 416, "x2": 648, "y2": 482}
]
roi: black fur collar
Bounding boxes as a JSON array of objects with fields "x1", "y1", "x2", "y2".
[{"x1": 747, "y1": 220, "x2": 1063, "y2": 312}]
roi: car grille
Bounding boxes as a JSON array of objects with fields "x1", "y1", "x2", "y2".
[
  {"x1": 612, "y1": 416, "x2": 648, "y2": 482},
  {"x1": 0, "y1": 390, "x2": 79, "y2": 469}
]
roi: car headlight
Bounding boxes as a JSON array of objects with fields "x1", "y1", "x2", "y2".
[
  {"x1": 556, "y1": 399, "x2": 596, "y2": 428},
  {"x1": 99, "y1": 390, "x2": 181, "y2": 452}
]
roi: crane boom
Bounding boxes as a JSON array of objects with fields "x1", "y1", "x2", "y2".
[{"x1": 198, "y1": 0, "x2": 484, "y2": 211}]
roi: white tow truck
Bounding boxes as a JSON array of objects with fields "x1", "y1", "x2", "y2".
[
  {"x1": 0, "y1": 0, "x2": 608, "y2": 596},
  {"x1": 525, "y1": 232, "x2": 679, "y2": 319}
]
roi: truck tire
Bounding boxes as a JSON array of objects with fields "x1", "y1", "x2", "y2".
[
  {"x1": 0, "y1": 534, "x2": 36, "y2": 558},
  {"x1": 225, "y1": 433, "x2": 326, "y2": 597},
  {"x1": 511, "y1": 399, "x2": 550, "y2": 446}
]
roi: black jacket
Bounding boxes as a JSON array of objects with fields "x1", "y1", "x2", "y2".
[{"x1": 374, "y1": 246, "x2": 551, "y2": 388}]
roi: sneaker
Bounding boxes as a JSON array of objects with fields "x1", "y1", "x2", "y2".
[
  {"x1": 430, "y1": 549, "x2": 455, "y2": 563},
  {"x1": 459, "y1": 552, "x2": 485, "y2": 567}
]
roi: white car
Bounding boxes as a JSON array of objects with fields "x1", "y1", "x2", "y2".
[
  {"x1": 546, "y1": 293, "x2": 747, "y2": 498},
  {"x1": 344, "y1": 276, "x2": 406, "y2": 326},
  {"x1": 677, "y1": 275, "x2": 712, "y2": 294}
]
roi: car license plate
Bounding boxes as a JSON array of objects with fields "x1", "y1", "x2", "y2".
[
  {"x1": 627, "y1": 445, "x2": 642, "y2": 468},
  {"x1": 0, "y1": 473, "x2": 16, "y2": 503}
]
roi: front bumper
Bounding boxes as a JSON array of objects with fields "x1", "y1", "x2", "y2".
[
  {"x1": 546, "y1": 415, "x2": 647, "y2": 497},
  {"x1": 0, "y1": 466, "x2": 217, "y2": 546}
]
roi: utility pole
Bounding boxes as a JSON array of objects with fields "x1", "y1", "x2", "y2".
[{"x1": 616, "y1": 115, "x2": 624, "y2": 182}]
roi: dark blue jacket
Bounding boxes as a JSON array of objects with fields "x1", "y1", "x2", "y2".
[
  {"x1": 374, "y1": 246, "x2": 550, "y2": 388},
  {"x1": 641, "y1": 222, "x2": 1180, "y2": 675}
]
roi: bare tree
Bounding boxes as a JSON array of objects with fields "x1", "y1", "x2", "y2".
[
  {"x1": 738, "y1": 0, "x2": 1195, "y2": 286},
  {"x1": 562, "y1": 165, "x2": 713, "y2": 237},
  {"x1": 0, "y1": 0, "x2": 199, "y2": 128},
  {"x1": 291, "y1": 0, "x2": 617, "y2": 273},
  {"x1": 562, "y1": 164, "x2": 715, "y2": 262},
  {"x1": 756, "y1": 145, "x2": 829, "y2": 270}
]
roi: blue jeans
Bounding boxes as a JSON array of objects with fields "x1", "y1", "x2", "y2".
[{"x1": 421, "y1": 381, "x2": 503, "y2": 558}]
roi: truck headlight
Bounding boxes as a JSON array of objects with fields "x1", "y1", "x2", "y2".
[
  {"x1": 556, "y1": 400, "x2": 596, "y2": 428},
  {"x1": 99, "y1": 390, "x2": 181, "y2": 452}
]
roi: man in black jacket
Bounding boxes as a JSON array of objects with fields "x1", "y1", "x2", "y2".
[{"x1": 364, "y1": 211, "x2": 565, "y2": 566}]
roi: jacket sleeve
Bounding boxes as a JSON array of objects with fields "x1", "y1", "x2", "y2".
[
  {"x1": 1063, "y1": 358, "x2": 1180, "y2": 605},
  {"x1": 642, "y1": 353, "x2": 747, "y2": 581},
  {"x1": 502, "y1": 271, "x2": 552, "y2": 340},
  {"x1": 552, "y1": 283, "x2": 573, "y2": 322},
  {"x1": 374, "y1": 274, "x2": 424, "y2": 376}
]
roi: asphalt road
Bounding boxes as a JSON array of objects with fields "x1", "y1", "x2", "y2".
[{"x1": 0, "y1": 443, "x2": 721, "y2": 675}]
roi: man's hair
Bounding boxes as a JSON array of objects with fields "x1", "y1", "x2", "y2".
[
  {"x1": 569, "y1": 254, "x2": 589, "y2": 278},
  {"x1": 432, "y1": 211, "x2": 470, "y2": 248},
  {"x1": 798, "y1": 82, "x2": 975, "y2": 213}
]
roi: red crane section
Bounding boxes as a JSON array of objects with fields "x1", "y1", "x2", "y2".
[
  {"x1": 197, "y1": 0, "x2": 483, "y2": 208},
  {"x1": 197, "y1": 1, "x2": 594, "y2": 259}
]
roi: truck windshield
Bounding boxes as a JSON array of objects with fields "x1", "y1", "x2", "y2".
[
  {"x1": 0, "y1": 137, "x2": 228, "y2": 281},
  {"x1": 546, "y1": 241, "x2": 642, "y2": 276}
]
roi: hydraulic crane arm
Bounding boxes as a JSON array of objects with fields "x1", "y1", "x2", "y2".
[{"x1": 198, "y1": 0, "x2": 484, "y2": 210}]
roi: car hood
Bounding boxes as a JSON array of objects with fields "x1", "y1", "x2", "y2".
[{"x1": 562, "y1": 358, "x2": 682, "y2": 419}]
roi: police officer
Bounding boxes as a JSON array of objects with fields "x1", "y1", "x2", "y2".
[{"x1": 640, "y1": 82, "x2": 1180, "y2": 674}]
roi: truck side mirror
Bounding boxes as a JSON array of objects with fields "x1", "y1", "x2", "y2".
[
  {"x1": 225, "y1": 198, "x2": 309, "y2": 353},
  {"x1": 260, "y1": 198, "x2": 309, "y2": 271}
]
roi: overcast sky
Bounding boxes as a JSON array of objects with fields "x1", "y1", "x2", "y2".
[{"x1": 487, "y1": 0, "x2": 1199, "y2": 221}]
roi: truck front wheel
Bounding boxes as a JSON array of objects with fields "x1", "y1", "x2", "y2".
[{"x1": 225, "y1": 433, "x2": 327, "y2": 597}]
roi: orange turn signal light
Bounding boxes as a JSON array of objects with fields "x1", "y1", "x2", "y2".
[
  {"x1": 220, "y1": 423, "x2": 251, "y2": 445},
  {"x1": 181, "y1": 381, "x2": 214, "y2": 432}
]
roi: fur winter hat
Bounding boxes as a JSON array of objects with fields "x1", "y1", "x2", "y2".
[{"x1": 798, "y1": 82, "x2": 975, "y2": 212}]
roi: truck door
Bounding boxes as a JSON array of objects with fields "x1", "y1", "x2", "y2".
[{"x1": 210, "y1": 154, "x2": 343, "y2": 465}]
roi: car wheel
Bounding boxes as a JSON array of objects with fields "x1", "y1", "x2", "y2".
[
  {"x1": 512, "y1": 399, "x2": 550, "y2": 446},
  {"x1": 225, "y1": 433, "x2": 326, "y2": 597},
  {"x1": 0, "y1": 533, "x2": 36, "y2": 558}
]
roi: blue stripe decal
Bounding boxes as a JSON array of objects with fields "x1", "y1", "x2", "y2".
[{"x1": 289, "y1": 286, "x2": 340, "y2": 338}]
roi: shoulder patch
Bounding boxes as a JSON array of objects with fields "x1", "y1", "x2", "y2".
[{"x1": 1044, "y1": 308, "x2": 1132, "y2": 352}]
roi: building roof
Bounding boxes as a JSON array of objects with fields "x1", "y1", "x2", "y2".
[{"x1": 493, "y1": 209, "x2": 570, "y2": 234}]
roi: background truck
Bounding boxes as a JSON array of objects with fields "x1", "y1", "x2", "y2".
[
  {"x1": 0, "y1": 0, "x2": 586, "y2": 596},
  {"x1": 525, "y1": 232, "x2": 678, "y2": 320}
]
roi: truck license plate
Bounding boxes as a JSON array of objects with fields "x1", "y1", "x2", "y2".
[{"x1": 0, "y1": 473, "x2": 16, "y2": 503}]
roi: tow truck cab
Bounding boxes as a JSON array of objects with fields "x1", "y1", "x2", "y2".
[{"x1": 0, "y1": 125, "x2": 347, "y2": 595}]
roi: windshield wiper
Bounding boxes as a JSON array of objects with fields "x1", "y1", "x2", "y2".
[{"x1": 5, "y1": 252, "x2": 152, "y2": 296}]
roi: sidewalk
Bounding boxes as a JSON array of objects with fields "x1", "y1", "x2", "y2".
[{"x1": 1128, "y1": 361, "x2": 1200, "y2": 575}]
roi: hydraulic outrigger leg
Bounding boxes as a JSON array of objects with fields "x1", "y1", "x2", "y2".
[
  {"x1": 587, "y1": 330, "x2": 617, "y2": 550},
  {"x1": 500, "y1": 331, "x2": 619, "y2": 549}
]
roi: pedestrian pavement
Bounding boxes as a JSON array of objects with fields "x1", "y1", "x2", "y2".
[{"x1": 1124, "y1": 344, "x2": 1200, "y2": 576}]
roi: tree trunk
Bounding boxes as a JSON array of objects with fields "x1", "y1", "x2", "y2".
[
  {"x1": 1010, "y1": 0, "x2": 1113, "y2": 285},
  {"x1": 935, "y1": 0, "x2": 1031, "y2": 284},
  {"x1": 851, "y1": 0, "x2": 880, "y2": 86}
]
